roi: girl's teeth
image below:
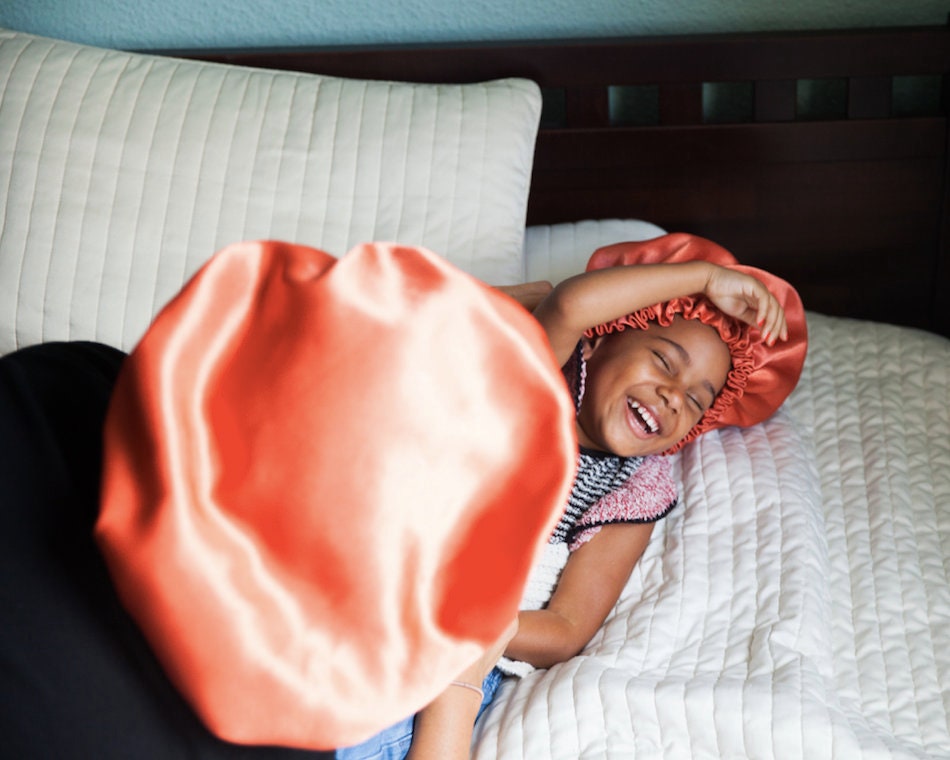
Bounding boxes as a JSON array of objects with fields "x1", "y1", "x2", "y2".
[{"x1": 629, "y1": 399, "x2": 659, "y2": 433}]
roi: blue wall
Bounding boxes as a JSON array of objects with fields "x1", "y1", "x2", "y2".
[{"x1": 1, "y1": 0, "x2": 947, "y2": 51}]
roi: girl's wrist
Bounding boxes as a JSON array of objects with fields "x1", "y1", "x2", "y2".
[
  {"x1": 425, "y1": 680, "x2": 483, "y2": 719},
  {"x1": 694, "y1": 260, "x2": 717, "y2": 295},
  {"x1": 449, "y1": 680, "x2": 484, "y2": 701}
]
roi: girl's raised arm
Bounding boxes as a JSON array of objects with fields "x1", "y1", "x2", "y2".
[{"x1": 533, "y1": 261, "x2": 786, "y2": 367}]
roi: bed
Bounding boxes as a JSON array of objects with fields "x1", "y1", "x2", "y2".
[{"x1": 1, "y1": 22, "x2": 949, "y2": 760}]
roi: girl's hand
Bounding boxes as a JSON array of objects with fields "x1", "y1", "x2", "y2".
[
  {"x1": 704, "y1": 265, "x2": 788, "y2": 345},
  {"x1": 405, "y1": 618, "x2": 518, "y2": 760}
]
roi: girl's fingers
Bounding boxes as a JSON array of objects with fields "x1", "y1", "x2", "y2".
[
  {"x1": 759, "y1": 293, "x2": 787, "y2": 346},
  {"x1": 710, "y1": 273, "x2": 789, "y2": 345}
]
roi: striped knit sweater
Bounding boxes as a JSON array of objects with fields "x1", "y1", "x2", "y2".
[{"x1": 551, "y1": 448, "x2": 645, "y2": 546}]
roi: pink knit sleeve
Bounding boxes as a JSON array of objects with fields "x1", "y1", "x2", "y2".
[{"x1": 568, "y1": 455, "x2": 678, "y2": 551}]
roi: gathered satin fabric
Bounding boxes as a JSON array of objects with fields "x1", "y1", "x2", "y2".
[
  {"x1": 585, "y1": 233, "x2": 808, "y2": 452},
  {"x1": 95, "y1": 241, "x2": 576, "y2": 750}
]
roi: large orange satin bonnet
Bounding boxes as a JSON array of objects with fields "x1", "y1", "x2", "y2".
[
  {"x1": 586, "y1": 233, "x2": 808, "y2": 452},
  {"x1": 96, "y1": 240, "x2": 576, "y2": 749}
]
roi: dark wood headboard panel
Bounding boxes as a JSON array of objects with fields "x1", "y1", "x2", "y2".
[{"x1": 169, "y1": 26, "x2": 950, "y2": 336}]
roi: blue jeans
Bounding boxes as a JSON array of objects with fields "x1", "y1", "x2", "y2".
[{"x1": 335, "y1": 668, "x2": 503, "y2": 760}]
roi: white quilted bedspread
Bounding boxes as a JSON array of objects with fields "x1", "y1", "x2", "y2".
[{"x1": 472, "y1": 311, "x2": 950, "y2": 759}]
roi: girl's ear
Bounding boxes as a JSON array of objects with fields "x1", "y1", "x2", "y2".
[{"x1": 581, "y1": 335, "x2": 606, "y2": 361}]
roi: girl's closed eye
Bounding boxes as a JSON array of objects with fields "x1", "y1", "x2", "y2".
[
  {"x1": 654, "y1": 344, "x2": 714, "y2": 413},
  {"x1": 653, "y1": 349, "x2": 702, "y2": 413},
  {"x1": 653, "y1": 350, "x2": 672, "y2": 371}
]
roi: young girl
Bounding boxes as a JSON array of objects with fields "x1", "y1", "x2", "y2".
[
  {"x1": 499, "y1": 231, "x2": 806, "y2": 675},
  {"x1": 344, "y1": 231, "x2": 808, "y2": 757}
]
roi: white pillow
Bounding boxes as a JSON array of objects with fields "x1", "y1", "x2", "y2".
[
  {"x1": 0, "y1": 28, "x2": 541, "y2": 352},
  {"x1": 524, "y1": 218, "x2": 667, "y2": 284}
]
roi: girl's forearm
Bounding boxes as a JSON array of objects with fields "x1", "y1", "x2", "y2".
[
  {"x1": 407, "y1": 617, "x2": 518, "y2": 759},
  {"x1": 533, "y1": 261, "x2": 714, "y2": 364},
  {"x1": 539, "y1": 261, "x2": 712, "y2": 331},
  {"x1": 505, "y1": 524, "x2": 655, "y2": 670},
  {"x1": 406, "y1": 688, "x2": 481, "y2": 760}
]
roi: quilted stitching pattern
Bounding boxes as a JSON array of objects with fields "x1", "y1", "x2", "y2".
[{"x1": 785, "y1": 314, "x2": 950, "y2": 758}]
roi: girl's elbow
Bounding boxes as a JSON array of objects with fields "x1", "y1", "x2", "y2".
[
  {"x1": 542, "y1": 622, "x2": 596, "y2": 668},
  {"x1": 532, "y1": 638, "x2": 588, "y2": 670},
  {"x1": 535, "y1": 283, "x2": 587, "y2": 346}
]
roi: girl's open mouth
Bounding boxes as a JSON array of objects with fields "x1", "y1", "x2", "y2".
[{"x1": 627, "y1": 398, "x2": 659, "y2": 435}]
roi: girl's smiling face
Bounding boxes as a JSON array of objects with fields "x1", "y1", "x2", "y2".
[{"x1": 576, "y1": 316, "x2": 731, "y2": 457}]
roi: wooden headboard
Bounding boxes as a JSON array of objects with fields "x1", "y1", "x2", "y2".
[{"x1": 170, "y1": 25, "x2": 950, "y2": 337}]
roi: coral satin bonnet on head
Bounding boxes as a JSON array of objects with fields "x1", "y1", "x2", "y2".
[{"x1": 586, "y1": 233, "x2": 808, "y2": 453}]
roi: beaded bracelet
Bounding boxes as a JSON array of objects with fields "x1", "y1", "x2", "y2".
[{"x1": 450, "y1": 680, "x2": 484, "y2": 701}]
